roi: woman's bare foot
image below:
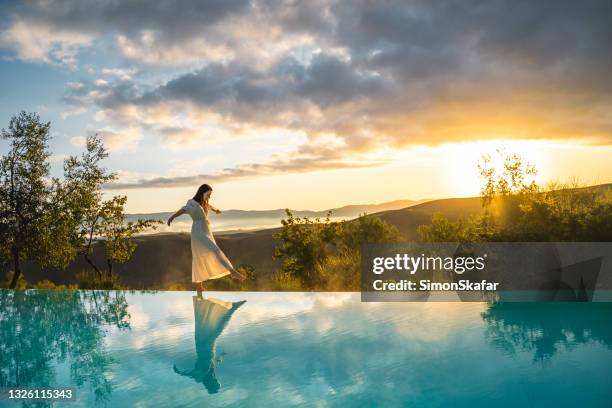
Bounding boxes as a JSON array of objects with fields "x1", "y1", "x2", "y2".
[
  {"x1": 195, "y1": 281, "x2": 205, "y2": 296},
  {"x1": 230, "y1": 269, "x2": 246, "y2": 282}
]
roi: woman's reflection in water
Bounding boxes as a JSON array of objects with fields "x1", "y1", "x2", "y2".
[{"x1": 173, "y1": 295, "x2": 246, "y2": 393}]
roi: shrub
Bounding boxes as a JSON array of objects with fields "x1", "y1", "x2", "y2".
[
  {"x1": 76, "y1": 270, "x2": 123, "y2": 290},
  {"x1": 273, "y1": 210, "x2": 403, "y2": 290}
]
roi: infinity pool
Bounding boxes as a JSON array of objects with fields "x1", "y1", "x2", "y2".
[{"x1": 1, "y1": 290, "x2": 611, "y2": 407}]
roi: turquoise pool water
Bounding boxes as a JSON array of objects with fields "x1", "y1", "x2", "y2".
[{"x1": 1, "y1": 290, "x2": 611, "y2": 407}]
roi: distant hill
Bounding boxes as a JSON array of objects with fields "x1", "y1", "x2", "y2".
[
  {"x1": 377, "y1": 196, "x2": 483, "y2": 240},
  {"x1": 126, "y1": 198, "x2": 429, "y2": 234}
]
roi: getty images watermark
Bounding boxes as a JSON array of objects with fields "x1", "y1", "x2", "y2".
[{"x1": 360, "y1": 242, "x2": 612, "y2": 302}]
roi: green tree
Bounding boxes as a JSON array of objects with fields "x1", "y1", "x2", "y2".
[
  {"x1": 491, "y1": 182, "x2": 612, "y2": 241},
  {"x1": 86, "y1": 195, "x2": 161, "y2": 277},
  {"x1": 340, "y1": 213, "x2": 402, "y2": 250},
  {"x1": 273, "y1": 210, "x2": 402, "y2": 290},
  {"x1": 61, "y1": 135, "x2": 161, "y2": 279},
  {"x1": 50, "y1": 133, "x2": 117, "y2": 278},
  {"x1": 478, "y1": 148, "x2": 538, "y2": 208},
  {"x1": 417, "y1": 212, "x2": 484, "y2": 242},
  {"x1": 1, "y1": 112, "x2": 160, "y2": 288},
  {"x1": 273, "y1": 210, "x2": 341, "y2": 289},
  {"x1": 322, "y1": 214, "x2": 402, "y2": 290},
  {"x1": 0, "y1": 112, "x2": 58, "y2": 288}
]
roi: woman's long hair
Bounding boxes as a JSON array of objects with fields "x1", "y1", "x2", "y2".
[{"x1": 193, "y1": 184, "x2": 213, "y2": 208}]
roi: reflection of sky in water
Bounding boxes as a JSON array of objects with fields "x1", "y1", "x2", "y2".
[{"x1": 2, "y1": 291, "x2": 612, "y2": 407}]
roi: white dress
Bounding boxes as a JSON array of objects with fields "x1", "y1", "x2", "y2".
[{"x1": 181, "y1": 199, "x2": 234, "y2": 282}]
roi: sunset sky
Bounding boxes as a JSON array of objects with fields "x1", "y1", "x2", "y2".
[{"x1": 1, "y1": 0, "x2": 611, "y2": 212}]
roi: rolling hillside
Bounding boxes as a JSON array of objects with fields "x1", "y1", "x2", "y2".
[
  {"x1": 18, "y1": 196, "x2": 484, "y2": 289},
  {"x1": 126, "y1": 198, "x2": 429, "y2": 234},
  {"x1": 377, "y1": 196, "x2": 483, "y2": 240},
  {"x1": 30, "y1": 183, "x2": 612, "y2": 289}
]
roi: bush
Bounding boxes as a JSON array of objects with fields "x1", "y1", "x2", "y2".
[
  {"x1": 417, "y1": 212, "x2": 486, "y2": 242},
  {"x1": 272, "y1": 270, "x2": 303, "y2": 291},
  {"x1": 418, "y1": 178, "x2": 612, "y2": 243},
  {"x1": 273, "y1": 210, "x2": 403, "y2": 290},
  {"x1": 496, "y1": 183, "x2": 612, "y2": 241},
  {"x1": 315, "y1": 249, "x2": 360, "y2": 291},
  {"x1": 76, "y1": 270, "x2": 123, "y2": 290},
  {"x1": 165, "y1": 282, "x2": 191, "y2": 291},
  {"x1": 1, "y1": 272, "x2": 76, "y2": 289},
  {"x1": 1, "y1": 271, "x2": 29, "y2": 289},
  {"x1": 273, "y1": 210, "x2": 341, "y2": 289}
]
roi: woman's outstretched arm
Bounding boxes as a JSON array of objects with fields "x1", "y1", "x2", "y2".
[
  {"x1": 167, "y1": 208, "x2": 186, "y2": 226},
  {"x1": 209, "y1": 204, "x2": 222, "y2": 214}
]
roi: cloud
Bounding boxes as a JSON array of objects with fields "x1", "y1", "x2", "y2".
[
  {"x1": 156, "y1": 125, "x2": 248, "y2": 150},
  {"x1": 63, "y1": 57, "x2": 393, "y2": 189},
  {"x1": 158, "y1": 127, "x2": 205, "y2": 149},
  {"x1": 0, "y1": 0, "x2": 251, "y2": 66},
  {"x1": 70, "y1": 128, "x2": 143, "y2": 152},
  {"x1": 69, "y1": 136, "x2": 87, "y2": 147},
  {"x1": 105, "y1": 151, "x2": 382, "y2": 189},
  {"x1": 96, "y1": 127, "x2": 143, "y2": 151},
  {"x1": 0, "y1": 20, "x2": 92, "y2": 68},
  {"x1": 104, "y1": 115, "x2": 384, "y2": 189},
  {"x1": 61, "y1": 107, "x2": 86, "y2": 119},
  {"x1": 167, "y1": 157, "x2": 209, "y2": 178},
  {"x1": 115, "y1": 32, "x2": 235, "y2": 66},
  {"x1": 4, "y1": 0, "x2": 612, "y2": 188},
  {"x1": 100, "y1": 67, "x2": 137, "y2": 80}
]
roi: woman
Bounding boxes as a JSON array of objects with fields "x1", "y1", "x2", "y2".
[{"x1": 167, "y1": 184, "x2": 245, "y2": 292}]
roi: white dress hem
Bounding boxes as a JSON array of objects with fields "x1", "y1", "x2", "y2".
[{"x1": 194, "y1": 270, "x2": 231, "y2": 284}]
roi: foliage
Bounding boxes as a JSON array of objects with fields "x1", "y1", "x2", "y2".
[
  {"x1": 0, "y1": 271, "x2": 29, "y2": 289},
  {"x1": 165, "y1": 282, "x2": 192, "y2": 291},
  {"x1": 76, "y1": 270, "x2": 124, "y2": 290},
  {"x1": 273, "y1": 210, "x2": 341, "y2": 289},
  {"x1": 83, "y1": 195, "x2": 161, "y2": 277},
  {"x1": 204, "y1": 264, "x2": 258, "y2": 291},
  {"x1": 0, "y1": 111, "x2": 160, "y2": 287},
  {"x1": 341, "y1": 213, "x2": 403, "y2": 250},
  {"x1": 418, "y1": 150, "x2": 612, "y2": 243},
  {"x1": 31, "y1": 279, "x2": 72, "y2": 289},
  {"x1": 314, "y1": 249, "x2": 359, "y2": 291},
  {"x1": 491, "y1": 182, "x2": 612, "y2": 241},
  {"x1": 0, "y1": 112, "x2": 61, "y2": 288},
  {"x1": 50, "y1": 133, "x2": 117, "y2": 271},
  {"x1": 273, "y1": 210, "x2": 402, "y2": 290},
  {"x1": 236, "y1": 264, "x2": 257, "y2": 290},
  {"x1": 417, "y1": 212, "x2": 485, "y2": 243},
  {"x1": 62, "y1": 134, "x2": 161, "y2": 278},
  {"x1": 272, "y1": 270, "x2": 303, "y2": 291},
  {"x1": 318, "y1": 214, "x2": 402, "y2": 291},
  {"x1": 0, "y1": 271, "x2": 77, "y2": 289},
  {"x1": 478, "y1": 148, "x2": 538, "y2": 208}
]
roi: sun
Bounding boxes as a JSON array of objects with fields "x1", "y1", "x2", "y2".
[{"x1": 444, "y1": 139, "x2": 548, "y2": 197}]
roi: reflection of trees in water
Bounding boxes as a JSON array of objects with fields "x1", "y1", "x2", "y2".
[
  {"x1": 0, "y1": 289, "x2": 131, "y2": 407},
  {"x1": 481, "y1": 303, "x2": 612, "y2": 362},
  {"x1": 173, "y1": 296, "x2": 245, "y2": 394}
]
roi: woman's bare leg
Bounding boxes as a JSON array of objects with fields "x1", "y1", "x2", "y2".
[{"x1": 195, "y1": 281, "x2": 204, "y2": 297}]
